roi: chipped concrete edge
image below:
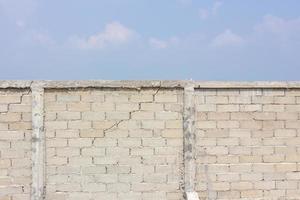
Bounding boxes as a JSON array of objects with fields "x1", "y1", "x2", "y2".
[
  {"x1": 183, "y1": 85, "x2": 199, "y2": 200},
  {"x1": 31, "y1": 83, "x2": 45, "y2": 200},
  {"x1": 1, "y1": 80, "x2": 300, "y2": 89}
]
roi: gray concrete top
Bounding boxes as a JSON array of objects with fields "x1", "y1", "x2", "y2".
[{"x1": 0, "y1": 80, "x2": 300, "y2": 89}]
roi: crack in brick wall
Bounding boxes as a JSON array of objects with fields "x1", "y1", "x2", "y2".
[
  {"x1": 43, "y1": 87, "x2": 184, "y2": 200},
  {"x1": 1, "y1": 81, "x2": 300, "y2": 200}
]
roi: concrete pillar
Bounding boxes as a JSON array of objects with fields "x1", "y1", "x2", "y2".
[
  {"x1": 183, "y1": 85, "x2": 199, "y2": 200},
  {"x1": 31, "y1": 84, "x2": 45, "y2": 200}
]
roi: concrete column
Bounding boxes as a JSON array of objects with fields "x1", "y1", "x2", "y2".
[
  {"x1": 31, "y1": 84, "x2": 45, "y2": 200},
  {"x1": 183, "y1": 85, "x2": 199, "y2": 200}
]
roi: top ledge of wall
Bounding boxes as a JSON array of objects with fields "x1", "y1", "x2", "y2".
[
  {"x1": 0, "y1": 80, "x2": 33, "y2": 89},
  {"x1": 0, "y1": 80, "x2": 300, "y2": 89}
]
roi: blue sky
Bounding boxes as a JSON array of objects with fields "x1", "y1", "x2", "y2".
[{"x1": 0, "y1": 0, "x2": 300, "y2": 80}]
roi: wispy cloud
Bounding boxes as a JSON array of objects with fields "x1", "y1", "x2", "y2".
[
  {"x1": 16, "y1": 20, "x2": 26, "y2": 29},
  {"x1": 68, "y1": 21, "x2": 137, "y2": 49},
  {"x1": 149, "y1": 38, "x2": 168, "y2": 49},
  {"x1": 198, "y1": 1, "x2": 223, "y2": 20},
  {"x1": 19, "y1": 30, "x2": 55, "y2": 47},
  {"x1": 254, "y1": 15, "x2": 300, "y2": 40},
  {"x1": 211, "y1": 15, "x2": 300, "y2": 48},
  {"x1": 199, "y1": 9, "x2": 209, "y2": 20},
  {"x1": 212, "y1": 1, "x2": 223, "y2": 15},
  {"x1": 31, "y1": 31, "x2": 55, "y2": 46},
  {"x1": 211, "y1": 29, "x2": 245, "y2": 47},
  {"x1": 148, "y1": 37, "x2": 179, "y2": 49}
]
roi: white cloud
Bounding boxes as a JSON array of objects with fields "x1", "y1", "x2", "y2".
[
  {"x1": 255, "y1": 15, "x2": 300, "y2": 39},
  {"x1": 16, "y1": 20, "x2": 26, "y2": 28},
  {"x1": 211, "y1": 29, "x2": 245, "y2": 47},
  {"x1": 31, "y1": 31, "x2": 54, "y2": 46},
  {"x1": 149, "y1": 38, "x2": 168, "y2": 49},
  {"x1": 17, "y1": 29, "x2": 55, "y2": 48},
  {"x1": 69, "y1": 21, "x2": 137, "y2": 49},
  {"x1": 199, "y1": 9, "x2": 209, "y2": 20},
  {"x1": 212, "y1": 1, "x2": 223, "y2": 15},
  {"x1": 199, "y1": 1, "x2": 223, "y2": 20},
  {"x1": 22, "y1": 30, "x2": 55, "y2": 46},
  {"x1": 148, "y1": 37, "x2": 179, "y2": 49},
  {"x1": 211, "y1": 15, "x2": 300, "y2": 48}
]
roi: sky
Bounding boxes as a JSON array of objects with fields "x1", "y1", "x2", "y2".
[{"x1": 0, "y1": 0, "x2": 300, "y2": 80}]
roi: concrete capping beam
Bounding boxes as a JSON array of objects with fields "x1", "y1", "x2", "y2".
[
  {"x1": 31, "y1": 84, "x2": 45, "y2": 200},
  {"x1": 183, "y1": 85, "x2": 199, "y2": 200},
  {"x1": 192, "y1": 81, "x2": 300, "y2": 89},
  {"x1": 0, "y1": 80, "x2": 33, "y2": 88},
  {"x1": 41, "y1": 80, "x2": 188, "y2": 89},
  {"x1": 0, "y1": 80, "x2": 300, "y2": 89}
]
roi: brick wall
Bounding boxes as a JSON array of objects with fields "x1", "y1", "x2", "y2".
[
  {"x1": 0, "y1": 81, "x2": 300, "y2": 200},
  {"x1": 0, "y1": 89, "x2": 32, "y2": 200},
  {"x1": 44, "y1": 88, "x2": 184, "y2": 200},
  {"x1": 195, "y1": 88, "x2": 300, "y2": 199}
]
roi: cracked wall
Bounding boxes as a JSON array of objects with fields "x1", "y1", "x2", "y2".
[
  {"x1": 1, "y1": 81, "x2": 300, "y2": 200},
  {"x1": 0, "y1": 89, "x2": 32, "y2": 200},
  {"x1": 44, "y1": 88, "x2": 184, "y2": 200}
]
